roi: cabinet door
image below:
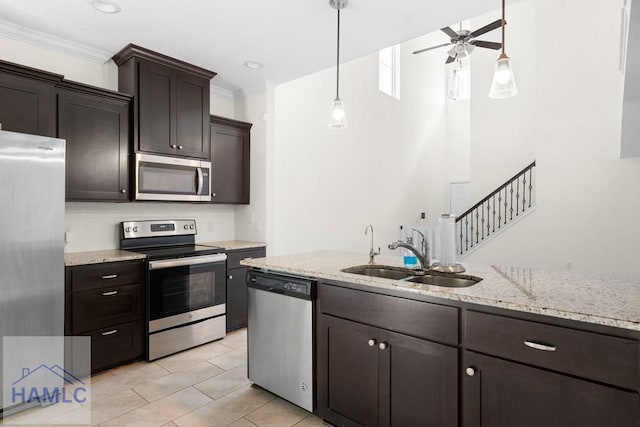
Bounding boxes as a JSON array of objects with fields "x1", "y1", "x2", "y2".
[
  {"x1": 138, "y1": 60, "x2": 175, "y2": 155},
  {"x1": 0, "y1": 72, "x2": 54, "y2": 136},
  {"x1": 210, "y1": 121, "x2": 250, "y2": 204},
  {"x1": 317, "y1": 314, "x2": 379, "y2": 427},
  {"x1": 379, "y1": 330, "x2": 458, "y2": 427},
  {"x1": 175, "y1": 71, "x2": 209, "y2": 159},
  {"x1": 226, "y1": 267, "x2": 248, "y2": 331},
  {"x1": 57, "y1": 91, "x2": 129, "y2": 201},
  {"x1": 463, "y1": 351, "x2": 639, "y2": 427}
]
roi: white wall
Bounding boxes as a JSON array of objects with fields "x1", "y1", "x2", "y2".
[
  {"x1": 464, "y1": 0, "x2": 640, "y2": 278},
  {"x1": 0, "y1": 34, "x2": 240, "y2": 253},
  {"x1": 269, "y1": 30, "x2": 453, "y2": 256}
]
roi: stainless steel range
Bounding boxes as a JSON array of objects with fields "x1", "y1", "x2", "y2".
[{"x1": 121, "y1": 219, "x2": 227, "y2": 360}]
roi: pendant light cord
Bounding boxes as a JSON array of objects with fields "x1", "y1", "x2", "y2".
[
  {"x1": 336, "y1": 8, "x2": 341, "y2": 99},
  {"x1": 501, "y1": 0, "x2": 506, "y2": 54}
]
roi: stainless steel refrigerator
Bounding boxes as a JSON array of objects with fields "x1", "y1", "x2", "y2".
[{"x1": 0, "y1": 129, "x2": 65, "y2": 414}]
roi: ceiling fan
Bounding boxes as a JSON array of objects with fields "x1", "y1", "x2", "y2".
[{"x1": 413, "y1": 19, "x2": 505, "y2": 64}]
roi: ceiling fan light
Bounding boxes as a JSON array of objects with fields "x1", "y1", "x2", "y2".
[
  {"x1": 329, "y1": 98, "x2": 348, "y2": 128},
  {"x1": 489, "y1": 54, "x2": 518, "y2": 99}
]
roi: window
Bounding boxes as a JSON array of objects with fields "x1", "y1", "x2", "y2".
[{"x1": 379, "y1": 45, "x2": 400, "y2": 99}]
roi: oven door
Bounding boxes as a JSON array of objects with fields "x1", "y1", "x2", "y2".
[
  {"x1": 148, "y1": 253, "x2": 226, "y2": 332},
  {"x1": 135, "y1": 153, "x2": 211, "y2": 202}
]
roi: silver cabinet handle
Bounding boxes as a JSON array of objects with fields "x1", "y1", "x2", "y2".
[
  {"x1": 102, "y1": 291, "x2": 118, "y2": 296},
  {"x1": 466, "y1": 367, "x2": 476, "y2": 377},
  {"x1": 171, "y1": 144, "x2": 178, "y2": 149},
  {"x1": 211, "y1": 192, "x2": 216, "y2": 197},
  {"x1": 121, "y1": 189, "x2": 127, "y2": 193},
  {"x1": 524, "y1": 340, "x2": 557, "y2": 352},
  {"x1": 101, "y1": 330, "x2": 118, "y2": 336},
  {"x1": 368, "y1": 339, "x2": 376, "y2": 347},
  {"x1": 102, "y1": 274, "x2": 118, "y2": 279},
  {"x1": 178, "y1": 145, "x2": 183, "y2": 149},
  {"x1": 378, "y1": 342, "x2": 388, "y2": 350},
  {"x1": 228, "y1": 275, "x2": 233, "y2": 280}
]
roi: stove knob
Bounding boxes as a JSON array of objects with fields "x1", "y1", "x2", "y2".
[
  {"x1": 189, "y1": 225, "x2": 195, "y2": 230},
  {"x1": 125, "y1": 227, "x2": 131, "y2": 233},
  {"x1": 184, "y1": 225, "x2": 189, "y2": 230},
  {"x1": 132, "y1": 226, "x2": 139, "y2": 232}
]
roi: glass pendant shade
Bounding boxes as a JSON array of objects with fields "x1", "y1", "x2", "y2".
[
  {"x1": 329, "y1": 97, "x2": 347, "y2": 128},
  {"x1": 448, "y1": 68, "x2": 462, "y2": 101},
  {"x1": 489, "y1": 53, "x2": 518, "y2": 99}
]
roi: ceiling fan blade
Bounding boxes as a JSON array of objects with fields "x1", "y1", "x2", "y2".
[
  {"x1": 470, "y1": 40, "x2": 502, "y2": 50},
  {"x1": 441, "y1": 26, "x2": 459, "y2": 39},
  {"x1": 469, "y1": 19, "x2": 505, "y2": 38},
  {"x1": 412, "y1": 42, "x2": 453, "y2": 55},
  {"x1": 445, "y1": 55, "x2": 456, "y2": 64}
]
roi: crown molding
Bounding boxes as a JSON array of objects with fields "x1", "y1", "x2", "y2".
[
  {"x1": 210, "y1": 84, "x2": 234, "y2": 99},
  {"x1": 0, "y1": 19, "x2": 112, "y2": 63}
]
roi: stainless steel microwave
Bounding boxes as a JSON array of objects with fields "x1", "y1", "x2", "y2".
[{"x1": 135, "y1": 153, "x2": 211, "y2": 202}]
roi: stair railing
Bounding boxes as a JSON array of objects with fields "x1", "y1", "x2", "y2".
[{"x1": 456, "y1": 161, "x2": 536, "y2": 256}]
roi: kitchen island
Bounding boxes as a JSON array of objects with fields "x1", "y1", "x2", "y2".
[{"x1": 242, "y1": 250, "x2": 640, "y2": 427}]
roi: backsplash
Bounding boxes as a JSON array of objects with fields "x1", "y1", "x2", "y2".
[{"x1": 65, "y1": 202, "x2": 236, "y2": 252}]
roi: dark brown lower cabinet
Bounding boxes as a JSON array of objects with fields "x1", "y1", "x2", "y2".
[
  {"x1": 226, "y1": 247, "x2": 266, "y2": 331},
  {"x1": 463, "y1": 351, "x2": 639, "y2": 427},
  {"x1": 65, "y1": 260, "x2": 145, "y2": 373},
  {"x1": 317, "y1": 313, "x2": 458, "y2": 427}
]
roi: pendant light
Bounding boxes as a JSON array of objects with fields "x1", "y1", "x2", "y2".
[
  {"x1": 329, "y1": 0, "x2": 348, "y2": 128},
  {"x1": 489, "y1": 0, "x2": 518, "y2": 99}
]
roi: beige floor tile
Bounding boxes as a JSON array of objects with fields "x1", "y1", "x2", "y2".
[
  {"x1": 101, "y1": 387, "x2": 212, "y2": 427},
  {"x1": 245, "y1": 398, "x2": 308, "y2": 427},
  {"x1": 221, "y1": 330, "x2": 247, "y2": 350},
  {"x1": 133, "y1": 361, "x2": 225, "y2": 402},
  {"x1": 1, "y1": 400, "x2": 82, "y2": 425},
  {"x1": 174, "y1": 385, "x2": 274, "y2": 427},
  {"x1": 90, "y1": 362, "x2": 170, "y2": 401},
  {"x1": 228, "y1": 418, "x2": 258, "y2": 426},
  {"x1": 161, "y1": 423, "x2": 178, "y2": 427},
  {"x1": 155, "y1": 341, "x2": 234, "y2": 373},
  {"x1": 46, "y1": 388, "x2": 147, "y2": 425},
  {"x1": 208, "y1": 348, "x2": 248, "y2": 371},
  {"x1": 293, "y1": 414, "x2": 325, "y2": 426},
  {"x1": 193, "y1": 364, "x2": 250, "y2": 400}
]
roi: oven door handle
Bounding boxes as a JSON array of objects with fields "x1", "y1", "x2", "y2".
[{"x1": 149, "y1": 253, "x2": 227, "y2": 270}]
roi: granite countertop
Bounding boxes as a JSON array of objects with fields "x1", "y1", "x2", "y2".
[
  {"x1": 242, "y1": 250, "x2": 640, "y2": 331},
  {"x1": 65, "y1": 249, "x2": 147, "y2": 266},
  {"x1": 200, "y1": 240, "x2": 266, "y2": 251}
]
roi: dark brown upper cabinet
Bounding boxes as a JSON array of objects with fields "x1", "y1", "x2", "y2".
[
  {"x1": 209, "y1": 115, "x2": 252, "y2": 204},
  {"x1": 114, "y1": 44, "x2": 216, "y2": 160},
  {"x1": 56, "y1": 82, "x2": 131, "y2": 201},
  {"x1": 0, "y1": 60, "x2": 61, "y2": 137}
]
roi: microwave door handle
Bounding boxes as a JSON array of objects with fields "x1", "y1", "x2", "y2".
[{"x1": 196, "y1": 167, "x2": 204, "y2": 195}]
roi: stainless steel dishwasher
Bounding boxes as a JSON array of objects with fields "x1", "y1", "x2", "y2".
[{"x1": 247, "y1": 270, "x2": 315, "y2": 412}]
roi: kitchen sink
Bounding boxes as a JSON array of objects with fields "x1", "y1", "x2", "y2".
[
  {"x1": 404, "y1": 274, "x2": 480, "y2": 288},
  {"x1": 341, "y1": 265, "x2": 414, "y2": 280},
  {"x1": 341, "y1": 265, "x2": 481, "y2": 288}
]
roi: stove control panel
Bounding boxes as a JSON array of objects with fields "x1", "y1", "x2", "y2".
[{"x1": 122, "y1": 219, "x2": 197, "y2": 239}]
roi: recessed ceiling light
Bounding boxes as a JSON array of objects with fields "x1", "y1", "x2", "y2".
[
  {"x1": 244, "y1": 61, "x2": 263, "y2": 70},
  {"x1": 90, "y1": 0, "x2": 121, "y2": 14}
]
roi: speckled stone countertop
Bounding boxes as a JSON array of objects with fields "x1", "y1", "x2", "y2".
[
  {"x1": 200, "y1": 240, "x2": 266, "y2": 251},
  {"x1": 241, "y1": 250, "x2": 640, "y2": 331},
  {"x1": 65, "y1": 250, "x2": 146, "y2": 266}
]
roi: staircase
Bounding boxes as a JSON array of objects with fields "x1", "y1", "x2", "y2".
[{"x1": 456, "y1": 161, "x2": 536, "y2": 257}]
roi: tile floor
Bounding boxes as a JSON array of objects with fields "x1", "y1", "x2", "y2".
[{"x1": 1, "y1": 328, "x2": 323, "y2": 427}]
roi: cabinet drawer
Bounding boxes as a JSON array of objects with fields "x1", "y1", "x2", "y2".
[
  {"x1": 72, "y1": 283, "x2": 143, "y2": 334},
  {"x1": 319, "y1": 284, "x2": 458, "y2": 345},
  {"x1": 88, "y1": 321, "x2": 143, "y2": 373},
  {"x1": 227, "y1": 247, "x2": 266, "y2": 269},
  {"x1": 70, "y1": 260, "x2": 143, "y2": 291},
  {"x1": 465, "y1": 311, "x2": 639, "y2": 389}
]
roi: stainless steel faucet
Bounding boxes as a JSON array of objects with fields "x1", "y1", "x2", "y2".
[
  {"x1": 365, "y1": 224, "x2": 380, "y2": 264},
  {"x1": 388, "y1": 231, "x2": 430, "y2": 270}
]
